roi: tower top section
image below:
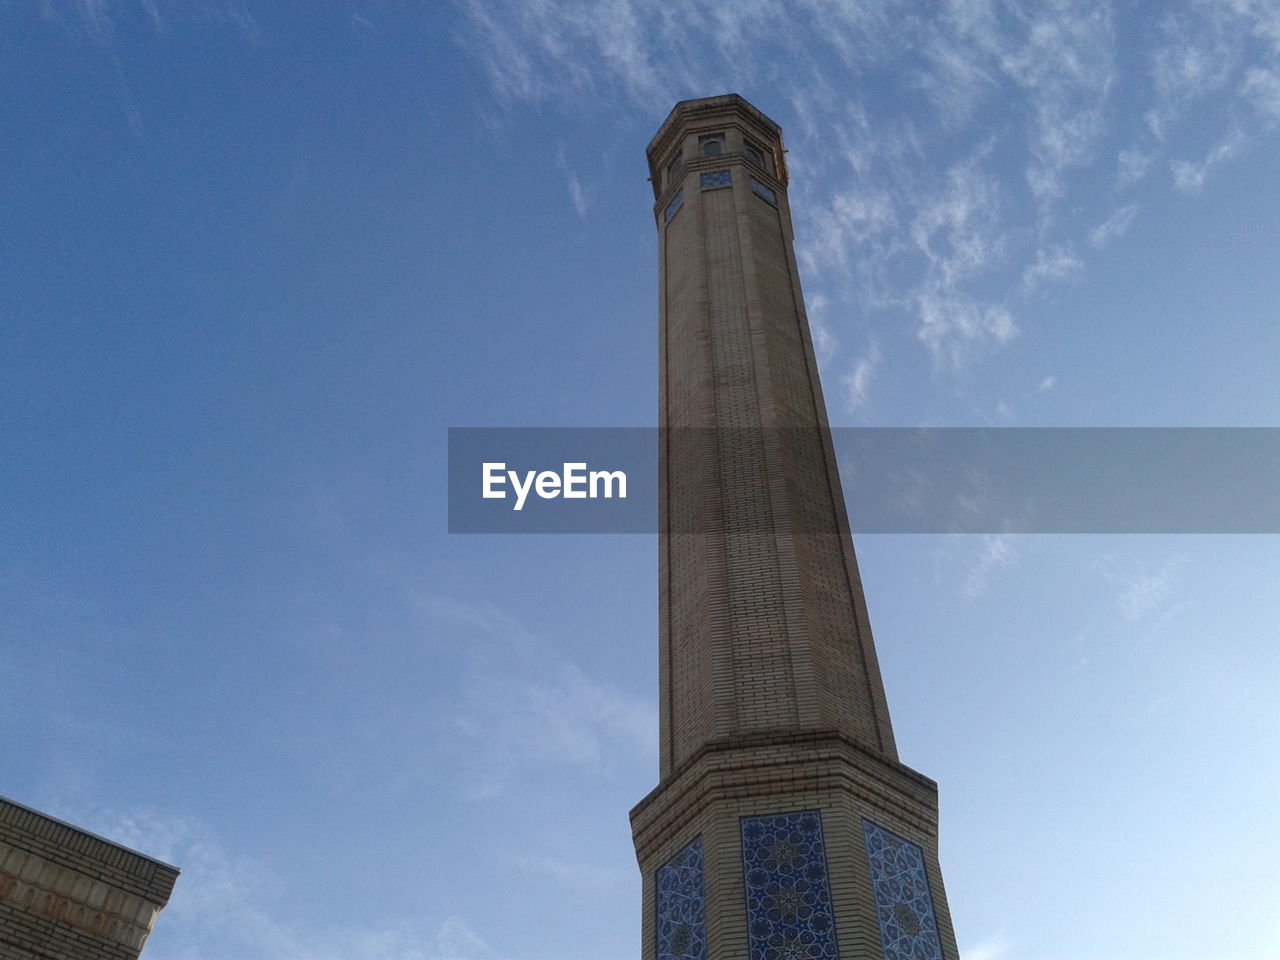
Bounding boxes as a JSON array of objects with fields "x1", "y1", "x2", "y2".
[{"x1": 645, "y1": 93, "x2": 787, "y2": 201}]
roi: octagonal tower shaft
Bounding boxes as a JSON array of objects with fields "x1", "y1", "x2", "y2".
[{"x1": 649, "y1": 96, "x2": 896, "y2": 777}]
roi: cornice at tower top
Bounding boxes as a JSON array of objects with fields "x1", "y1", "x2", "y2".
[{"x1": 646, "y1": 94, "x2": 785, "y2": 197}]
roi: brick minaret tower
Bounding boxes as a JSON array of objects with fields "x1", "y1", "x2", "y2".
[{"x1": 631, "y1": 95, "x2": 960, "y2": 960}]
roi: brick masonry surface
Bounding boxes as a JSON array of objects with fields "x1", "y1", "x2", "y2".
[
  {"x1": 0, "y1": 797, "x2": 178, "y2": 960},
  {"x1": 633, "y1": 96, "x2": 959, "y2": 960}
]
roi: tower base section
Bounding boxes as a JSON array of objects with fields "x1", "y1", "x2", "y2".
[{"x1": 631, "y1": 732, "x2": 959, "y2": 960}]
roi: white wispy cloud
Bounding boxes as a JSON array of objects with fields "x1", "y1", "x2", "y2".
[
  {"x1": 996, "y1": 3, "x2": 1116, "y2": 209},
  {"x1": 1096, "y1": 552, "x2": 1191, "y2": 623},
  {"x1": 1146, "y1": 4, "x2": 1242, "y2": 141},
  {"x1": 454, "y1": 656, "x2": 656, "y2": 797},
  {"x1": 806, "y1": 293, "x2": 838, "y2": 367},
  {"x1": 419, "y1": 594, "x2": 656, "y2": 798},
  {"x1": 840, "y1": 340, "x2": 882, "y2": 412},
  {"x1": 916, "y1": 1, "x2": 1117, "y2": 213},
  {"x1": 56, "y1": 807, "x2": 496, "y2": 960},
  {"x1": 1089, "y1": 203, "x2": 1139, "y2": 247},
  {"x1": 515, "y1": 854, "x2": 624, "y2": 888},
  {"x1": 910, "y1": 157, "x2": 1005, "y2": 289},
  {"x1": 917, "y1": 290, "x2": 1017, "y2": 368},
  {"x1": 72, "y1": 0, "x2": 113, "y2": 37},
  {"x1": 1243, "y1": 66, "x2": 1280, "y2": 122},
  {"x1": 962, "y1": 929, "x2": 1014, "y2": 960},
  {"x1": 53, "y1": 0, "x2": 260, "y2": 44},
  {"x1": 1022, "y1": 245, "x2": 1082, "y2": 291},
  {"x1": 457, "y1": 0, "x2": 1280, "y2": 379},
  {"x1": 802, "y1": 184, "x2": 897, "y2": 273},
  {"x1": 1116, "y1": 568, "x2": 1180, "y2": 622},
  {"x1": 963, "y1": 533, "x2": 1018, "y2": 599},
  {"x1": 1171, "y1": 127, "x2": 1246, "y2": 192},
  {"x1": 555, "y1": 144, "x2": 594, "y2": 218},
  {"x1": 907, "y1": 157, "x2": 1019, "y2": 365},
  {"x1": 567, "y1": 173, "x2": 592, "y2": 217},
  {"x1": 917, "y1": 4, "x2": 998, "y2": 124},
  {"x1": 414, "y1": 594, "x2": 527, "y2": 639},
  {"x1": 1143, "y1": 0, "x2": 1280, "y2": 157},
  {"x1": 1117, "y1": 148, "x2": 1156, "y2": 189},
  {"x1": 1037, "y1": 374, "x2": 1057, "y2": 392},
  {"x1": 458, "y1": 0, "x2": 675, "y2": 106}
]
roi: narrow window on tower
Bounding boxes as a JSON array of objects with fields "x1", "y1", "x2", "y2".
[
  {"x1": 667, "y1": 153, "x2": 683, "y2": 187},
  {"x1": 750, "y1": 178, "x2": 778, "y2": 207},
  {"x1": 664, "y1": 189, "x2": 684, "y2": 222},
  {"x1": 743, "y1": 140, "x2": 766, "y2": 170},
  {"x1": 699, "y1": 133, "x2": 725, "y2": 157}
]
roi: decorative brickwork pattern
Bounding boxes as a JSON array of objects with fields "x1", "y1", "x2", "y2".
[
  {"x1": 741, "y1": 811, "x2": 838, "y2": 960},
  {"x1": 862, "y1": 819, "x2": 943, "y2": 960},
  {"x1": 656, "y1": 837, "x2": 706, "y2": 960}
]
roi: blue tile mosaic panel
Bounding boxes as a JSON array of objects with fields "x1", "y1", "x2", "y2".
[
  {"x1": 657, "y1": 837, "x2": 706, "y2": 960},
  {"x1": 861, "y1": 820, "x2": 943, "y2": 960},
  {"x1": 741, "y1": 810, "x2": 839, "y2": 960},
  {"x1": 700, "y1": 170, "x2": 732, "y2": 189},
  {"x1": 750, "y1": 178, "x2": 778, "y2": 206}
]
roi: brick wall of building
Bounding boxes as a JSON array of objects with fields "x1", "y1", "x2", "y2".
[{"x1": 0, "y1": 797, "x2": 178, "y2": 960}]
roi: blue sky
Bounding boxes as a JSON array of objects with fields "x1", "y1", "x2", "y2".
[{"x1": 2, "y1": 2, "x2": 1279, "y2": 959}]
